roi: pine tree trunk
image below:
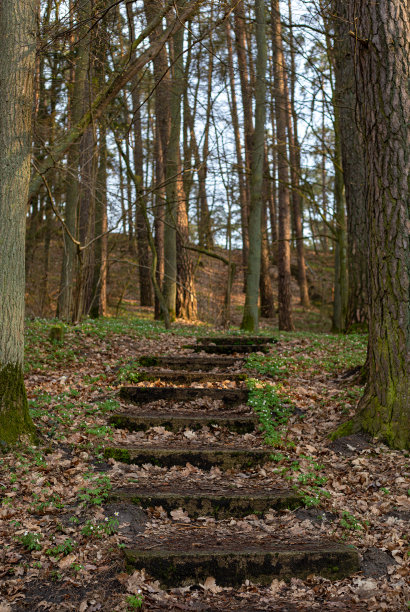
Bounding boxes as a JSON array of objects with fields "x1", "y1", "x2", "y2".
[
  {"x1": 57, "y1": 0, "x2": 85, "y2": 321},
  {"x1": 226, "y1": 19, "x2": 249, "y2": 279},
  {"x1": 131, "y1": 81, "x2": 153, "y2": 307},
  {"x1": 260, "y1": 199, "x2": 275, "y2": 318},
  {"x1": 283, "y1": 8, "x2": 310, "y2": 308},
  {"x1": 333, "y1": 0, "x2": 368, "y2": 330},
  {"x1": 90, "y1": 125, "x2": 108, "y2": 318},
  {"x1": 241, "y1": 0, "x2": 267, "y2": 331},
  {"x1": 331, "y1": 102, "x2": 348, "y2": 333},
  {"x1": 143, "y1": 0, "x2": 169, "y2": 319},
  {"x1": 0, "y1": 0, "x2": 37, "y2": 445},
  {"x1": 271, "y1": 0, "x2": 294, "y2": 331},
  {"x1": 335, "y1": 0, "x2": 409, "y2": 450}
]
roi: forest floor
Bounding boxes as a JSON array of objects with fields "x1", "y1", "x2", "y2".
[{"x1": 0, "y1": 315, "x2": 409, "y2": 611}]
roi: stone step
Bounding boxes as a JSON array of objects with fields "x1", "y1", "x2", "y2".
[
  {"x1": 109, "y1": 412, "x2": 258, "y2": 434},
  {"x1": 138, "y1": 355, "x2": 245, "y2": 370},
  {"x1": 104, "y1": 445, "x2": 272, "y2": 470},
  {"x1": 123, "y1": 539, "x2": 359, "y2": 587},
  {"x1": 183, "y1": 344, "x2": 270, "y2": 354},
  {"x1": 111, "y1": 486, "x2": 301, "y2": 518},
  {"x1": 197, "y1": 336, "x2": 277, "y2": 346},
  {"x1": 135, "y1": 369, "x2": 248, "y2": 384},
  {"x1": 120, "y1": 386, "x2": 249, "y2": 405}
]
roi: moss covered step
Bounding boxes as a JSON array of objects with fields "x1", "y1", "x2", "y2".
[
  {"x1": 197, "y1": 336, "x2": 277, "y2": 346},
  {"x1": 183, "y1": 344, "x2": 270, "y2": 354},
  {"x1": 138, "y1": 355, "x2": 245, "y2": 370},
  {"x1": 109, "y1": 412, "x2": 258, "y2": 434},
  {"x1": 123, "y1": 540, "x2": 359, "y2": 587},
  {"x1": 120, "y1": 386, "x2": 249, "y2": 405},
  {"x1": 111, "y1": 486, "x2": 301, "y2": 518},
  {"x1": 135, "y1": 370, "x2": 248, "y2": 384},
  {"x1": 103, "y1": 445, "x2": 273, "y2": 470}
]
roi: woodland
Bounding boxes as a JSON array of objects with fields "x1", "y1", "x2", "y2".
[{"x1": 0, "y1": 0, "x2": 409, "y2": 610}]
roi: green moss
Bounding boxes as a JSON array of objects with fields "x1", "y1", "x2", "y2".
[
  {"x1": 49, "y1": 325, "x2": 65, "y2": 343},
  {"x1": 103, "y1": 447, "x2": 131, "y2": 463},
  {"x1": 0, "y1": 363, "x2": 37, "y2": 447},
  {"x1": 138, "y1": 357, "x2": 159, "y2": 367},
  {"x1": 329, "y1": 419, "x2": 356, "y2": 441}
]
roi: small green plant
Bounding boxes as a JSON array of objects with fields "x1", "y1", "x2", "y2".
[
  {"x1": 46, "y1": 538, "x2": 76, "y2": 558},
  {"x1": 117, "y1": 361, "x2": 141, "y2": 383},
  {"x1": 340, "y1": 511, "x2": 364, "y2": 531},
  {"x1": 126, "y1": 593, "x2": 144, "y2": 610},
  {"x1": 247, "y1": 379, "x2": 294, "y2": 447},
  {"x1": 17, "y1": 531, "x2": 42, "y2": 551},
  {"x1": 81, "y1": 514, "x2": 119, "y2": 538},
  {"x1": 297, "y1": 486, "x2": 331, "y2": 508},
  {"x1": 246, "y1": 354, "x2": 288, "y2": 378},
  {"x1": 78, "y1": 473, "x2": 112, "y2": 506}
]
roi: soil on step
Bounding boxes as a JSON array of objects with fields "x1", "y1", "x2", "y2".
[{"x1": 118, "y1": 398, "x2": 252, "y2": 414}]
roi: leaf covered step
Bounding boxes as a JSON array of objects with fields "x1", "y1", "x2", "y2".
[
  {"x1": 135, "y1": 370, "x2": 248, "y2": 384},
  {"x1": 103, "y1": 445, "x2": 273, "y2": 470},
  {"x1": 196, "y1": 336, "x2": 278, "y2": 346},
  {"x1": 109, "y1": 412, "x2": 258, "y2": 434},
  {"x1": 138, "y1": 355, "x2": 245, "y2": 370},
  {"x1": 123, "y1": 538, "x2": 359, "y2": 587},
  {"x1": 111, "y1": 486, "x2": 301, "y2": 518},
  {"x1": 119, "y1": 386, "x2": 249, "y2": 405},
  {"x1": 184, "y1": 344, "x2": 270, "y2": 354}
]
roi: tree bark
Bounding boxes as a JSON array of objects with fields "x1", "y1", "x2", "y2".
[
  {"x1": 333, "y1": 0, "x2": 368, "y2": 330},
  {"x1": 128, "y1": 4, "x2": 153, "y2": 307},
  {"x1": 89, "y1": 125, "x2": 108, "y2": 318},
  {"x1": 283, "y1": 3, "x2": 310, "y2": 307},
  {"x1": 335, "y1": 0, "x2": 409, "y2": 450},
  {"x1": 57, "y1": 0, "x2": 86, "y2": 321},
  {"x1": 225, "y1": 18, "x2": 249, "y2": 278},
  {"x1": 271, "y1": 0, "x2": 294, "y2": 331},
  {"x1": 260, "y1": 197, "x2": 275, "y2": 318},
  {"x1": 0, "y1": 0, "x2": 38, "y2": 445},
  {"x1": 143, "y1": 0, "x2": 170, "y2": 320},
  {"x1": 241, "y1": 0, "x2": 267, "y2": 331}
]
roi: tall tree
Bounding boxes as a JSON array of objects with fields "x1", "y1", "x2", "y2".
[
  {"x1": 128, "y1": 3, "x2": 153, "y2": 308},
  {"x1": 332, "y1": 0, "x2": 368, "y2": 330},
  {"x1": 241, "y1": 0, "x2": 267, "y2": 331},
  {"x1": 271, "y1": 0, "x2": 294, "y2": 331},
  {"x1": 335, "y1": 0, "x2": 409, "y2": 449},
  {"x1": 0, "y1": 0, "x2": 38, "y2": 444},
  {"x1": 225, "y1": 18, "x2": 249, "y2": 278}
]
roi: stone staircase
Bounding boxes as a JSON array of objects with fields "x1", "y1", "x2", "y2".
[{"x1": 104, "y1": 335, "x2": 359, "y2": 588}]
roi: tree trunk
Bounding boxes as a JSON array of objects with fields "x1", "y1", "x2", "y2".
[
  {"x1": 57, "y1": 0, "x2": 86, "y2": 321},
  {"x1": 89, "y1": 125, "x2": 108, "y2": 318},
  {"x1": 0, "y1": 0, "x2": 37, "y2": 445},
  {"x1": 283, "y1": 5, "x2": 310, "y2": 307},
  {"x1": 331, "y1": 109, "x2": 348, "y2": 333},
  {"x1": 143, "y1": 0, "x2": 170, "y2": 320},
  {"x1": 335, "y1": 0, "x2": 409, "y2": 450},
  {"x1": 271, "y1": 0, "x2": 294, "y2": 331},
  {"x1": 260, "y1": 198, "x2": 275, "y2": 318},
  {"x1": 241, "y1": 0, "x2": 267, "y2": 331},
  {"x1": 225, "y1": 18, "x2": 249, "y2": 279},
  {"x1": 333, "y1": 0, "x2": 368, "y2": 330},
  {"x1": 131, "y1": 81, "x2": 153, "y2": 307}
]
